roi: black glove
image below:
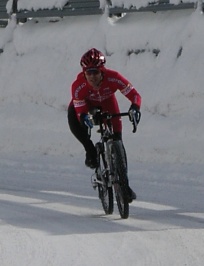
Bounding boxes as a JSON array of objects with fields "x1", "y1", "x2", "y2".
[
  {"x1": 80, "y1": 113, "x2": 93, "y2": 129},
  {"x1": 129, "y1": 104, "x2": 141, "y2": 124}
]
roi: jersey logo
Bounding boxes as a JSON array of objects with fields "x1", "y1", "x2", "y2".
[
  {"x1": 121, "y1": 84, "x2": 133, "y2": 95},
  {"x1": 73, "y1": 99, "x2": 86, "y2": 107},
  {"x1": 74, "y1": 82, "x2": 86, "y2": 99}
]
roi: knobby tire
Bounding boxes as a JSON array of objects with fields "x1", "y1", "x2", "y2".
[
  {"x1": 95, "y1": 143, "x2": 114, "y2": 215},
  {"x1": 111, "y1": 141, "x2": 129, "y2": 219}
]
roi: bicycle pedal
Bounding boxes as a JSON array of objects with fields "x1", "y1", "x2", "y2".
[
  {"x1": 91, "y1": 174, "x2": 98, "y2": 189},
  {"x1": 92, "y1": 183, "x2": 97, "y2": 190}
]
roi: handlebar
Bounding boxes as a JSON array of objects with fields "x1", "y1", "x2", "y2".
[{"x1": 90, "y1": 111, "x2": 138, "y2": 133}]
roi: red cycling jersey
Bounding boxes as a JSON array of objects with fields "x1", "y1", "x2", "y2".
[{"x1": 69, "y1": 68, "x2": 141, "y2": 132}]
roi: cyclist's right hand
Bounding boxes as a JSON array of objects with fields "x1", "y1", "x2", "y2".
[{"x1": 80, "y1": 113, "x2": 93, "y2": 129}]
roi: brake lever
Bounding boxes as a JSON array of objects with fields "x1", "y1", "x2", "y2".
[
  {"x1": 128, "y1": 110, "x2": 136, "y2": 133},
  {"x1": 132, "y1": 115, "x2": 137, "y2": 133},
  {"x1": 88, "y1": 126, "x2": 91, "y2": 137}
]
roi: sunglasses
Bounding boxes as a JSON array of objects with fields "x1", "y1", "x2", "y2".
[{"x1": 85, "y1": 69, "x2": 101, "y2": 76}]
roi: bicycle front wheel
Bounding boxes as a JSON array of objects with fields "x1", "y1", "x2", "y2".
[
  {"x1": 95, "y1": 143, "x2": 114, "y2": 215},
  {"x1": 111, "y1": 141, "x2": 129, "y2": 219}
]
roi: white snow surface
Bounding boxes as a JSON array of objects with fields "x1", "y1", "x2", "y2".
[{"x1": 0, "y1": 8, "x2": 204, "y2": 266}]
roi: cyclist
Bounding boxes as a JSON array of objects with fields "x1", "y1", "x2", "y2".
[{"x1": 68, "y1": 48, "x2": 141, "y2": 201}]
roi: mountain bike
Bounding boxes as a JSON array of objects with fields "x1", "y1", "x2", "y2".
[{"x1": 88, "y1": 108, "x2": 139, "y2": 219}]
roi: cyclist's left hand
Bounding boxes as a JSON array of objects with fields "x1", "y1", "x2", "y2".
[{"x1": 129, "y1": 104, "x2": 141, "y2": 124}]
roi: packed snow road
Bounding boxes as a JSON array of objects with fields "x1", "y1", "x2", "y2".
[{"x1": 0, "y1": 153, "x2": 203, "y2": 266}]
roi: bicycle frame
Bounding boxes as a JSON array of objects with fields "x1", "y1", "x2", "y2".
[{"x1": 90, "y1": 111, "x2": 123, "y2": 165}]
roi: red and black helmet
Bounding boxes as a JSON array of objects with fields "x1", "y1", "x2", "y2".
[{"x1": 80, "y1": 48, "x2": 106, "y2": 70}]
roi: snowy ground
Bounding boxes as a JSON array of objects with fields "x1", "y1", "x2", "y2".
[{"x1": 0, "y1": 7, "x2": 204, "y2": 266}]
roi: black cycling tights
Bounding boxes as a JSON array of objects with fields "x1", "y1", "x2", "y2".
[{"x1": 67, "y1": 104, "x2": 94, "y2": 152}]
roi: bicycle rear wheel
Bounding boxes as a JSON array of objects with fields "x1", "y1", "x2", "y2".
[
  {"x1": 111, "y1": 141, "x2": 129, "y2": 219},
  {"x1": 95, "y1": 143, "x2": 114, "y2": 215}
]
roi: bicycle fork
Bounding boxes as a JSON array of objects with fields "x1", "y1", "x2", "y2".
[
  {"x1": 91, "y1": 141, "x2": 110, "y2": 189},
  {"x1": 105, "y1": 140, "x2": 115, "y2": 187}
]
